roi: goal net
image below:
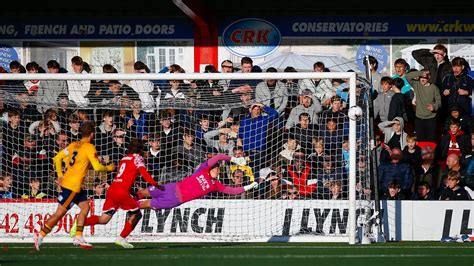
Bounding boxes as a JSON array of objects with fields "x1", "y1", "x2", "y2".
[{"x1": 0, "y1": 72, "x2": 371, "y2": 244}]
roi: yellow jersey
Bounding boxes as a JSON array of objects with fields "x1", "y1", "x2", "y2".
[{"x1": 54, "y1": 140, "x2": 109, "y2": 193}]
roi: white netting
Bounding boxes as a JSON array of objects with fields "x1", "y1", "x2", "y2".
[{"x1": 0, "y1": 72, "x2": 371, "y2": 243}]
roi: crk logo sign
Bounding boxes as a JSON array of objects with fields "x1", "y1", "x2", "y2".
[{"x1": 222, "y1": 18, "x2": 281, "y2": 58}]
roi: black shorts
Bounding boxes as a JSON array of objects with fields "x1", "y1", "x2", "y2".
[{"x1": 58, "y1": 187, "x2": 88, "y2": 210}]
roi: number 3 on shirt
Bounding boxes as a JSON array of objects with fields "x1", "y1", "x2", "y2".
[{"x1": 69, "y1": 151, "x2": 78, "y2": 166}]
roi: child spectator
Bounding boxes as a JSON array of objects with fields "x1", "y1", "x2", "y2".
[
  {"x1": 438, "y1": 171, "x2": 471, "y2": 200},
  {"x1": 0, "y1": 174, "x2": 14, "y2": 199},
  {"x1": 402, "y1": 134, "x2": 421, "y2": 166},
  {"x1": 21, "y1": 177, "x2": 47, "y2": 199},
  {"x1": 438, "y1": 120, "x2": 471, "y2": 166},
  {"x1": 381, "y1": 181, "x2": 406, "y2": 200},
  {"x1": 374, "y1": 76, "x2": 394, "y2": 122},
  {"x1": 387, "y1": 77, "x2": 407, "y2": 122},
  {"x1": 412, "y1": 181, "x2": 434, "y2": 200}
]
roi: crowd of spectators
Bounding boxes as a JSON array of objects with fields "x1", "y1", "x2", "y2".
[{"x1": 0, "y1": 43, "x2": 472, "y2": 201}]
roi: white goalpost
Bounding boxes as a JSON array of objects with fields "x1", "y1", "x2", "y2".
[{"x1": 0, "y1": 71, "x2": 369, "y2": 244}]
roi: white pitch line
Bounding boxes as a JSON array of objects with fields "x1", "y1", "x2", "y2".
[
  {"x1": 1, "y1": 254, "x2": 474, "y2": 260},
  {"x1": 3, "y1": 245, "x2": 474, "y2": 249}
]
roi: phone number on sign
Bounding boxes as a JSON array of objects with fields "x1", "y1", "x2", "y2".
[{"x1": 0, "y1": 212, "x2": 78, "y2": 234}]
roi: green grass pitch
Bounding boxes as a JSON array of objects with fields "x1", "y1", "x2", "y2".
[{"x1": 1, "y1": 242, "x2": 473, "y2": 266}]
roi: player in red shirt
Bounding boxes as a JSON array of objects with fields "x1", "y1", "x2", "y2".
[{"x1": 70, "y1": 138, "x2": 163, "y2": 249}]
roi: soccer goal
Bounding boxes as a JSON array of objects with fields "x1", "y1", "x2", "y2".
[{"x1": 0, "y1": 71, "x2": 372, "y2": 244}]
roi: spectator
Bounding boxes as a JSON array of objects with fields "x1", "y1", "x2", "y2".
[
  {"x1": 402, "y1": 134, "x2": 421, "y2": 166},
  {"x1": 225, "y1": 169, "x2": 252, "y2": 199},
  {"x1": 381, "y1": 181, "x2": 406, "y2": 200},
  {"x1": 228, "y1": 57, "x2": 260, "y2": 93},
  {"x1": 37, "y1": 60, "x2": 68, "y2": 113},
  {"x1": 406, "y1": 70, "x2": 442, "y2": 142},
  {"x1": 413, "y1": 146, "x2": 443, "y2": 196},
  {"x1": 392, "y1": 58, "x2": 413, "y2": 95},
  {"x1": 278, "y1": 135, "x2": 301, "y2": 167},
  {"x1": 298, "y1": 61, "x2": 333, "y2": 107},
  {"x1": 238, "y1": 103, "x2": 278, "y2": 168},
  {"x1": 172, "y1": 129, "x2": 207, "y2": 169},
  {"x1": 260, "y1": 167, "x2": 282, "y2": 199},
  {"x1": 316, "y1": 155, "x2": 346, "y2": 199},
  {"x1": 441, "y1": 57, "x2": 473, "y2": 120},
  {"x1": 289, "y1": 112, "x2": 318, "y2": 154},
  {"x1": 218, "y1": 60, "x2": 234, "y2": 91},
  {"x1": 378, "y1": 147, "x2": 413, "y2": 198},
  {"x1": 2, "y1": 110, "x2": 25, "y2": 172},
  {"x1": 14, "y1": 91, "x2": 41, "y2": 126},
  {"x1": 196, "y1": 115, "x2": 213, "y2": 148},
  {"x1": 285, "y1": 89, "x2": 322, "y2": 130},
  {"x1": 284, "y1": 151, "x2": 316, "y2": 198},
  {"x1": 319, "y1": 95, "x2": 347, "y2": 129},
  {"x1": 255, "y1": 67, "x2": 288, "y2": 114},
  {"x1": 66, "y1": 113, "x2": 81, "y2": 142},
  {"x1": 21, "y1": 177, "x2": 47, "y2": 199},
  {"x1": 101, "y1": 128, "x2": 128, "y2": 169},
  {"x1": 373, "y1": 76, "x2": 394, "y2": 122},
  {"x1": 24, "y1": 61, "x2": 41, "y2": 96},
  {"x1": 282, "y1": 185, "x2": 303, "y2": 200},
  {"x1": 161, "y1": 77, "x2": 187, "y2": 100},
  {"x1": 6, "y1": 60, "x2": 26, "y2": 94},
  {"x1": 0, "y1": 174, "x2": 14, "y2": 198},
  {"x1": 378, "y1": 117, "x2": 407, "y2": 162},
  {"x1": 412, "y1": 44, "x2": 452, "y2": 89},
  {"x1": 229, "y1": 146, "x2": 254, "y2": 183},
  {"x1": 204, "y1": 127, "x2": 235, "y2": 156},
  {"x1": 221, "y1": 92, "x2": 253, "y2": 121},
  {"x1": 443, "y1": 104, "x2": 471, "y2": 134},
  {"x1": 387, "y1": 77, "x2": 408, "y2": 122},
  {"x1": 438, "y1": 119, "x2": 471, "y2": 166},
  {"x1": 129, "y1": 61, "x2": 157, "y2": 112},
  {"x1": 126, "y1": 100, "x2": 151, "y2": 140},
  {"x1": 412, "y1": 181, "x2": 434, "y2": 200},
  {"x1": 308, "y1": 137, "x2": 327, "y2": 171},
  {"x1": 441, "y1": 154, "x2": 471, "y2": 190},
  {"x1": 364, "y1": 55, "x2": 382, "y2": 93},
  {"x1": 15, "y1": 134, "x2": 48, "y2": 194},
  {"x1": 144, "y1": 133, "x2": 163, "y2": 177},
  {"x1": 91, "y1": 179, "x2": 108, "y2": 199},
  {"x1": 325, "y1": 180, "x2": 346, "y2": 200},
  {"x1": 56, "y1": 93, "x2": 73, "y2": 130},
  {"x1": 320, "y1": 118, "x2": 344, "y2": 156},
  {"x1": 158, "y1": 111, "x2": 180, "y2": 166},
  {"x1": 95, "y1": 110, "x2": 117, "y2": 155},
  {"x1": 67, "y1": 56, "x2": 91, "y2": 107},
  {"x1": 28, "y1": 108, "x2": 61, "y2": 136},
  {"x1": 438, "y1": 171, "x2": 471, "y2": 200}
]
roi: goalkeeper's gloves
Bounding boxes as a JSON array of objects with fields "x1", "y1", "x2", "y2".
[
  {"x1": 230, "y1": 156, "x2": 247, "y2": 166},
  {"x1": 244, "y1": 182, "x2": 259, "y2": 191}
]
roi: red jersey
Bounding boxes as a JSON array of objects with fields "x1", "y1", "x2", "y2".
[{"x1": 108, "y1": 153, "x2": 159, "y2": 193}]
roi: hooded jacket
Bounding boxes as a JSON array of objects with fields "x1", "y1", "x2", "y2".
[{"x1": 378, "y1": 117, "x2": 408, "y2": 150}]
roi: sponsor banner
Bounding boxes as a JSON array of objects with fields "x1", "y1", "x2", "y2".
[
  {"x1": 0, "y1": 19, "x2": 193, "y2": 40},
  {"x1": 222, "y1": 18, "x2": 281, "y2": 58},
  {"x1": 0, "y1": 200, "x2": 472, "y2": 242},
  {"x1": 220, "y1": 17, "x2": 474, "y2": 38},
  {"x1": 0, "y1": 44, "x2": 19, "y2": 71}
]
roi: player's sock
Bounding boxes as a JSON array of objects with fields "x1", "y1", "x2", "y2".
[
  {"x1": 84, "y1": 215, "x2": 100, "y2": 226},
  {"x1": 75, "y1": 224, "x2": 84, "y2": 237},
  {"x1": 39, "y1": 224, "x2": 52, "y2": 237},
  {"x1": 120, "y1": 221, "x2": 134, "y2": 238}
]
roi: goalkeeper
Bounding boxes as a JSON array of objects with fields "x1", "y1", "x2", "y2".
[{"x1": 136, "y1": 154, "x2": 258, "y2": 210}]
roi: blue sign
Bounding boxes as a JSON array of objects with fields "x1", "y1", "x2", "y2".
[
  {"x1": 0, "y1": 45, "x2": 19, "y2": 72},
  {"x1": 220, "y1": 17, "x2": 474, "y2": 37},
  {"x1": 356, "y1": 41, "x2": 389, "y2": 72},
  {"x1": 0, "y1": 19, "x2": 193, "y2": 40},
  {"x1": 222, "y1": 18, "x2": 281, "y2": 58}
]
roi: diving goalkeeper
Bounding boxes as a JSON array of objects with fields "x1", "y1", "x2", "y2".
[{"x1": 136, "y1": 154, "x2": 259, "y2": 210}]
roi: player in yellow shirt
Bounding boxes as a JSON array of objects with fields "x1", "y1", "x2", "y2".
[{"x1": 34, "y1": 122, "x2": 114, "y2": 251}]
